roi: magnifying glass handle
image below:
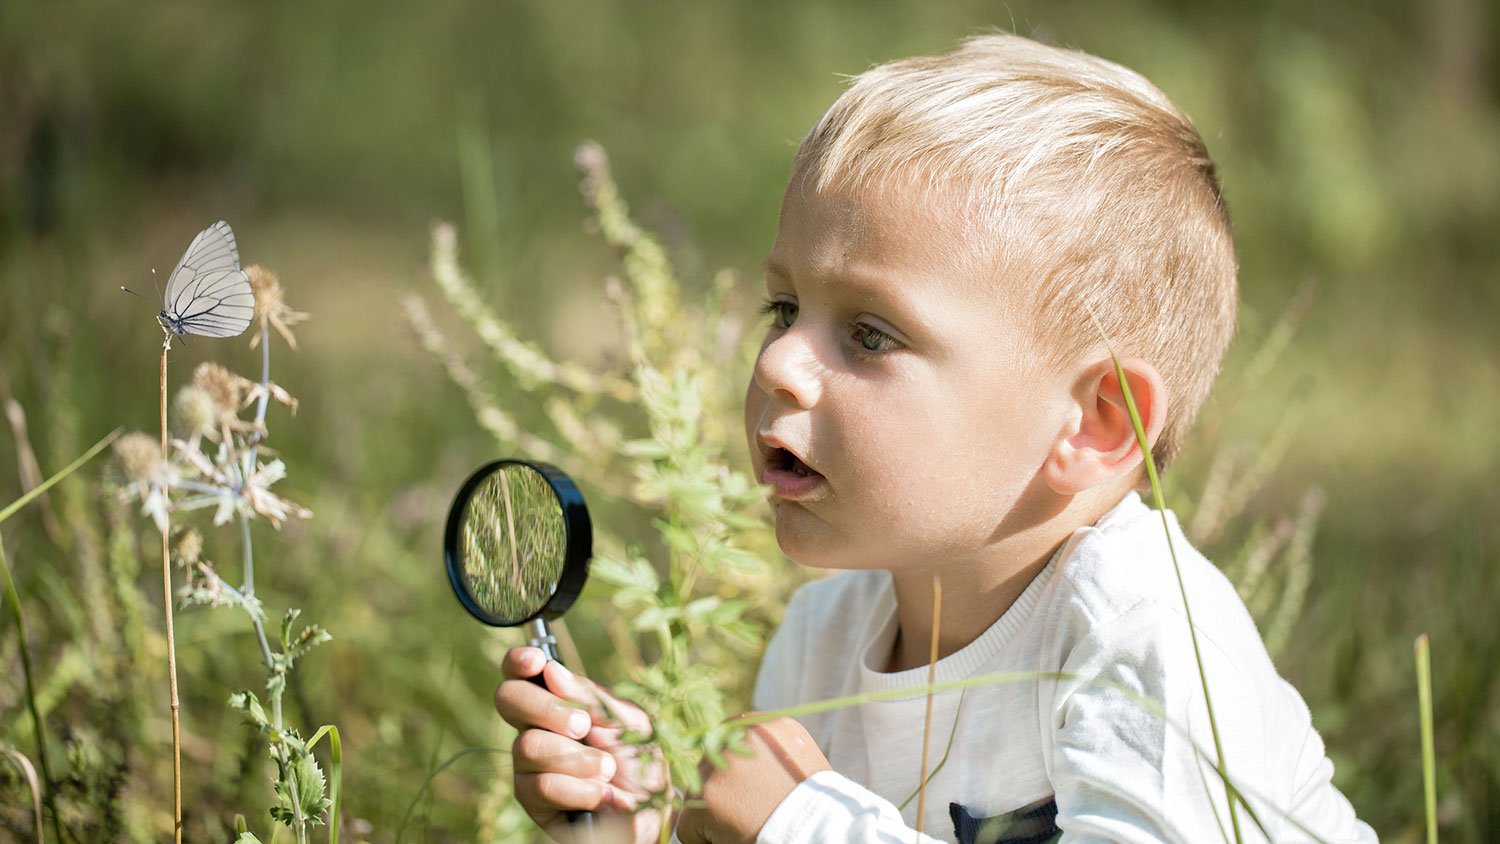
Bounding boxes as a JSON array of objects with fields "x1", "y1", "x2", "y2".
[
  {"x1": 526, "y1": 620, "x2": 599, "y2": 835},
  {"x1": 526, "y1": 618, "x2": 564, "y2": 685}
]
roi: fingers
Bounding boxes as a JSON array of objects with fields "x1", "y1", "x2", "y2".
[
  {"x1": 514, "y1": 771, "x2": 614, "y2": 814},
  {"x1": 501, "y1": 646, "x2": 546, "y2": 681},
  {"x1": 495, "y1": 676, "x2": 594, "y2": 739},
  {"x1": 513, "y1": 728, "x2": 618, "y2": 781}
]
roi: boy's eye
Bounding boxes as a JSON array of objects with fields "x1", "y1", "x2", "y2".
[
  {"x1": 757, "y1": 297, "x2": 798, "y2": 328},
  {"x1": 852, "y1": 324, "x2": 900, "y2": 353}
]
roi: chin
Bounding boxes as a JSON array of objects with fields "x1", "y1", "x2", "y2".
[{"x1": 773, "y1": 507, "x2": 885, "y2": 572}]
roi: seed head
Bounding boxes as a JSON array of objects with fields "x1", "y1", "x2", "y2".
[
  {"x1": 113, "y1": 432, "x2": 162, "y2": 483},
  {"x1": 247, "y1": 264, "x2": 284, "y2": 321},
  {"x1": 173, "y1": 528, "x2": 204, "y2": 567},
  {"x1": 245, "y1": 263, "x2": 310, "y2": 350},
  {"x1": 192, "y1": 362, "x2": 244, "y2": 417},
  {"x1": 173, "y1": 385, "x2": 218, "y2": 438}
]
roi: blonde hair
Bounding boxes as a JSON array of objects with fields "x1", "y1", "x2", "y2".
[{"x1": 792, "y1": 33, "x2": 1237, "y2": 470}]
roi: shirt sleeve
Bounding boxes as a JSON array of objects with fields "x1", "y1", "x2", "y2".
[
  {"x1": 757, "y1": 770, "x2": 949, "y2": 844},
  {"x1": 1044, "y1": 599, "x2": 1376, "y2": 844}
]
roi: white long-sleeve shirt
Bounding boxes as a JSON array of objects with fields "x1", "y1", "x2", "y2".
[{"x1": 752, "y1": 493, "x2": 1376, "y2": 844}]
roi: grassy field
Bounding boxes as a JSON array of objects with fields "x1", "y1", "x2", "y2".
[{"x1": 1, "y1": 1, "x2": 1497, "y2": 841}]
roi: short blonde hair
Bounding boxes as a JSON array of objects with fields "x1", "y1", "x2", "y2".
[{"x1": 792, "y1": 33, "x2": 1237, "y2": 470}]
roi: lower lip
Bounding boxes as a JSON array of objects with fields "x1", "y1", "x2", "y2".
[{"x1": 760, "y1": 464, "x2": 827, "y2": 500}]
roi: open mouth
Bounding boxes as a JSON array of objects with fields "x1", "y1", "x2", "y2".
[{"x1": 768, "y1": 447, "x2": 821, "y2": 478}]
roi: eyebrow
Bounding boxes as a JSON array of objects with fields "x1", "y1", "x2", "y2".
[{"x1": 763, "y1": 258, "x2": 931, "y2": 336}]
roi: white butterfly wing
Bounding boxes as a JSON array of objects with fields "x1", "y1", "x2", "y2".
[{"x1": 163, "y1": 221, "x2": 254, "y2": 338}]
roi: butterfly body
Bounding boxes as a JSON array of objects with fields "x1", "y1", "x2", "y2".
[{"x1": 158, "y1": 221, "x2": 255, "y2": 338}]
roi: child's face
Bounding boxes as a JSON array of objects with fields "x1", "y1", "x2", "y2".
[{"x1": 744, "y1": 178, "x2": 1074, "y2": 573}]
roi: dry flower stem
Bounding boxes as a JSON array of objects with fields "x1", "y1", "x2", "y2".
[
  {"x1": 160, "y1": 334, "x2": 184, "y2": 844},
  {"x1": 914, "y1": 575, "x2": 942, "y2": 835}
]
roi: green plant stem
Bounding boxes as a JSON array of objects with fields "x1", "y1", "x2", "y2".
[
  {"x1": 240, "y1": 512, "x2": 281, "y2": 728},
  {"x1": 160, "y1": 335, "x2": 184, "y2": 844},
  {"x1": 0, "y1": 542, "x2": 64, "y2": 844},
  {"x1": 1415, "y1": 635, "x2": 1437, "y2": 844},
  {"x1": 248, "y1": 318, "x2": 271, "y2": 467}
]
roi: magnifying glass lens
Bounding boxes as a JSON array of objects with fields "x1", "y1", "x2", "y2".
[{"x1": 456, "y1": 463, "x2": 568, "y2": 624}]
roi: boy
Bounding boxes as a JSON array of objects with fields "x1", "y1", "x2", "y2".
[{"x1": 495, "y1": 33, "x2": 1376, "y2": 843}]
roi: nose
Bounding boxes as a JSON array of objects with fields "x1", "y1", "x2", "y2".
[{"x1": 752, "y1": 325, "x2": 822, "y2": 409}]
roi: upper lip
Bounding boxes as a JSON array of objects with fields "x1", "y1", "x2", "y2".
[{"x1": 756, "y1": 430, "x2": 819, "y2": 474}]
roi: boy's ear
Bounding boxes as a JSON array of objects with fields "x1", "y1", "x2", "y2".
[{"x1": 1042, "y1": 355, "x2": 1167, "y2": 496}]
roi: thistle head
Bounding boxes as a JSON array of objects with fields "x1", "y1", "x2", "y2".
[
  {"x1": 246, "y1": 263, "x2": 309, "y2": 349},
  {"x1": 247, "y1": 264, "x2": 284, "y2": 322},
  {"x1": 113, "y1": 432, "x2": 162, "y2": 483},
  {"x1": 172, "y1": 528, "x2": 204, "y2": 567},
  {"x1": 173, "y1": 385, "x2": 218, "y2": 439},
  {"x1": 192, "y1": 362, "x2": 245, "y2": 418}
]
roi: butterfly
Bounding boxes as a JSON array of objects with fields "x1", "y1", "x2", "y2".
[{"x1": 157, "y1": 221, "x2": 255, "y2": 338}]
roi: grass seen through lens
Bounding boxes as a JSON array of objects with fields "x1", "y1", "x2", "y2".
[{"x1": 460, "y1": 466, "x2": 567, "y2": 623}]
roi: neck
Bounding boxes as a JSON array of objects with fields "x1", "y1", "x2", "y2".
[{"x1": 882, "y1": 487, "x2": 1128, "y2": 673}]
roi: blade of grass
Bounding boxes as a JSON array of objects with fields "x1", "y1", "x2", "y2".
[
  {"x1": 395, "y1": 746, "x2": 506, "y2": 844},
  {"x1": 897, "y1": 689, "x2": 966, "y2": 813},
  {"x1": 1090, "y1": 313, "x2": 1242, "y2": 843},
  {"x1": 2, "y1": 746, "x2": 43, "y2": 842},
  {"x1": 1415, "y1": 634, "x2": 1437, "y2": 844},
  {"x1": 0, "y1": 427, "x2": 121, "y2": 524},
  {"x1": 308, "y1": 725, "x2": 343, "y2": 844}
]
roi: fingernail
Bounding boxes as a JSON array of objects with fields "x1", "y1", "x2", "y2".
[
  {"x1": 568, "y1": 710, "x2": 592, "y2": 738},
  {"x1": 599, "y1": 753, "x2": 617, "y2": 780}
]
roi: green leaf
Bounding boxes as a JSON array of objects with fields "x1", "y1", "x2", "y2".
[
  {"x1": 280, "y1": 608, "x2": 301, "y2": 650},
  {"x1": 230, "y1": 690, "x2": 270, "y2": 729},
  {"x1": 592, "y1": 552, "x2": 659, "y2": 592}
]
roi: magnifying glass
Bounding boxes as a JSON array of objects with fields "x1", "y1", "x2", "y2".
[{"x1": 444, "y1": 459, "x2": 598, "y2": 833}]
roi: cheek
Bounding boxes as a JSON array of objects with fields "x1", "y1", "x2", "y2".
[{"x1": 742, "y1": 379, "x2": 764, "y2": 450}]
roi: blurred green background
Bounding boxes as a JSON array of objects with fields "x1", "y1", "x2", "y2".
[{"x1": 1, "y1": 0, "x2": 1497, "y2": 840}]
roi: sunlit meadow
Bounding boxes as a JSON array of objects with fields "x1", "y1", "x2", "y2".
[{"x1": 2, "y1": 2, "x2": 1497, "y2": 841}]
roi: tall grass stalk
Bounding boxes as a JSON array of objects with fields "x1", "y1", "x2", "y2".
[
  {"x1": 1415, "y1": 634, "x2": 1437, "y2": 844},
  {"x1": 913, "y1": 575, "x2": 942, "y2": 836},
  {"x1": 1097, "y1": 324, "x2": 1242, "y2": 844},
  {"x1": 159, "y1": 333, "x2": 185, "y2": 844}
]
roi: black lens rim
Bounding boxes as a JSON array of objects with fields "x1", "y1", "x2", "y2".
[{"x1": 443, "y1": 459, "x2": 593, "y2": 627}]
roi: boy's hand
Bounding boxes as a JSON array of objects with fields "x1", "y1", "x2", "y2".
[
  {"x1": 676, "y1": 715, "x2": 831, "y2": 844},
  {"x1": 494, "y1": 647, "x2": 666, "y2": 844}
]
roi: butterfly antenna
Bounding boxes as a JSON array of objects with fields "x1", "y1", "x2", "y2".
[
  {"x1": 120, "y1": 286, "x2": 151, "y2": 301},
  {"x1": 151, "y1": 266, "x2": 162, "y2": 298}
]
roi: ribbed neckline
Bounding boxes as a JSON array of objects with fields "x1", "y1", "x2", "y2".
[{"x1": 855, "y1": 492, "x2": 1145, "y2": 700}]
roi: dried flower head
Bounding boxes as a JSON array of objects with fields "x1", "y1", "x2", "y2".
[
  {"x1": 173, "y1": 528, "x2": 204, "y2": 567},
  {"x1": 193, "y1": 362, "x2": 245, "y2": 417},
  {"x1": 173, "y1": 386, "x2": 218, "y2": 439},
  {"x1": 246, "y1": 264, "x2": 310, "y2": 350},
  {"x1": 113, "y1": 431, "x2": 162, "y2": 483}
]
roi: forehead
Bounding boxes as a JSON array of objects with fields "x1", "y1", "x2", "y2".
[{"x1": 764, "y1": 176, "x2": 1015, "y2": 316}]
